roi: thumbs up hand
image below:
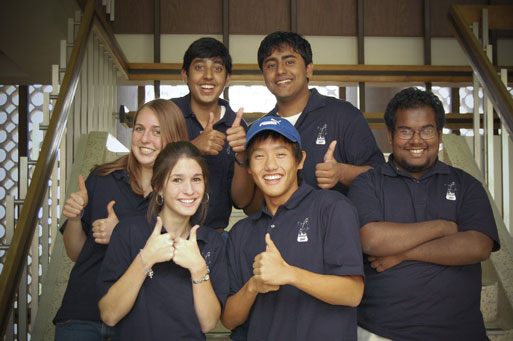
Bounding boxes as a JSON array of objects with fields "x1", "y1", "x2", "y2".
[
  {"x1": 315, "y1": 140, "x2": 344, "y2": 189},
  {"x1": 92, "y1": 200, "x2": 119, "y2": 245},
  {"x1": 63, "y1": 174, "x2": 89, "y2": 221},
  {"x1": 226, "y1": 108, "x2": 247, "y2": 154},
  {"x1": 253, "y1": 233, "x2": 289, "y2": 286},
  {"x1": 141, "y1": 216, "x2": 175, "y2": 267},
  {"x1": 192, "y1": 112, "x2": 226, "y2": 155},
  {"x1": 173, "y1": 225, "x2": 209, "y2": 278}
]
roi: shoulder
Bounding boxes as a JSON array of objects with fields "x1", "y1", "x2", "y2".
[{"x1": 311, "y1": 188, "x2": 357, "y2": 211}]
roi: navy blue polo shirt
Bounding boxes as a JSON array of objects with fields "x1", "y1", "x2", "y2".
[
  {"x1": 54, "y1": 169, "x2": 150, "y2": 324},
  {"x1": 97, "y1": 215, "x2": 229, "y2": 340},
  {"x1": 348, "y1": 157, "x2": 500, "y2": 341},
  {"x1": 172, "y1": 94, "x2": 248, "y2": 230},
  {"x1": 266, "y1": 89, "x2": 384, "y2": 195},
  {"x1": 226, "y1": 183, "x2": 363, "y2": 341}
]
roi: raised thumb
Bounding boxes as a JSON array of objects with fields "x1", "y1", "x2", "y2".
[
  {"x1": 153, "y1": 216, "x2": 163, "y2": 235},
  {"x1": 265, "y1": 233, "x2": 277, "y2": 253},
  {"x1": 106, "y1": 200, "x2": 116, "y2": 217},
  {"x1": 232, "y1": 108, "x2": 244, "y2": 127},
  {"x1": 205, "y1": 112, "x2": 215, "y2": 131},
  {"x1": 78, "y1": 173, "x2": 87, "y2": 193},
  {"x1": 324, "y1": 140, "x2": 337, "y2": 162},
  {"x1": 189, "y1": 225, "x2": 199, "y2": 241}
]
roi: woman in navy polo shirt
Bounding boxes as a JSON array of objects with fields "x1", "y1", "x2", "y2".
[
  {"x1": 54, "y1": 99, "x2": 189, "y2": 340},
  {"x1": 98, "y1": 141, "x2": 228, "y2": 340}
]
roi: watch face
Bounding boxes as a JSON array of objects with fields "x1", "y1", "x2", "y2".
[{"x1": 205, "y1": 273, "x2": 210, "y2": 281}]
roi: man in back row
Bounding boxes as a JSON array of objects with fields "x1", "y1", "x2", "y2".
[
  {"x1": 172, "y1": 37, "x2": 254, "y2": 231},
  {"x1": 348, "y1": 87, "x2": 500, "y2": 340},
  {"x1": 259, "y1": 31, "x2": 384, "y2": 194}
]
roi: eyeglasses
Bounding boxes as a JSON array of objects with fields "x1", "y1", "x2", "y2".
[{"x1": 395, "y1": 128, "x2": 436, "y2": 140}]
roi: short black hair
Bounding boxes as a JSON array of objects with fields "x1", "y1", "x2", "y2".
[
  {"x1": 384, "y1": 87, "x2": 446, "y2": 132},
  {"x1": 182, "y1": 37, "x2": 232, "y2": 76},
  {"x1": 257, "y1": 31, "x2": 313, "y2": 71}
]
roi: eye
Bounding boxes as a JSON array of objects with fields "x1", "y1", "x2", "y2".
[
  {"x1": 277, "y1": 152, "x2": 286, "y2": 158},
  {"x1": 134, "y1": 126, "x2": 144, "y2": 132},
  {"x1": 192, "y1": 176, "x2": 203, "y2": 183},
  {"x1": 266, "y1": 62, "x2": 276, "y2": 69},
  {"x1": 194, "y1": 64, "x2": 204, "y2": 71},
  {"x1": 172, "y1": 177, "x2": 182, "y2": 183},
  {"x1": 253, "y1": 153, "x2": 264, "y2": 160},
  {"x1": 285, "y1": 59, "x2": 295, "y2": 65},
  {"x1": 152, "y1": 129, "x2": 161, "y2": 136},
  {"x1": 214, "y1": 66, "x2": 223, "y2": 72}
]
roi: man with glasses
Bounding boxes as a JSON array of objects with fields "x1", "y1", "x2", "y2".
[{"x1": 348, "y1": 87, "x2": 500, "y2": 340}]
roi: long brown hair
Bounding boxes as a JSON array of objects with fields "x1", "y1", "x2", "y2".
[
  {"x1": 95, "y1": 99, "x2": 189, "y2": 195},
  {"x1": 147, "y1": 141, "x2": 210, "y2": 223}
]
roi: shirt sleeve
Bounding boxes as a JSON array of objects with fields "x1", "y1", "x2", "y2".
[
  {"x1": 322, "y1": 196, "x2": 364, "y2": 277},
  {"x1": 343, "y1": 112, "x2": 385, "y2": 168},
  {"x1": 226, "y1": 222, "x2": 247, "y2": 296},
  {"x1": 97, "y1": 221, "x2": 134, "y2": 299},
  {"x1": 347, "y1": 171, "x2": 384, "y2": 227},
  {"x1": 456, "y1": 175, "x2": 500, "y2": 251}
]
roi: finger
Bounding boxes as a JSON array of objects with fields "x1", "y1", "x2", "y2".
[
  {"x1": 323, "y1": 140, "x2": 337, "y2": 162},
  {"x1": 189, "y1": 225, "x2": 199, "y2": 241},
  {"x1": 106, "y1": 200, "x2": 116, "y2": 217},
  {"x1": 265, "y1": 233, "x2": 277, "y2": 253},
  {"x1": 153, "y1": 216, "x2": 163, "y2": 235},
  {"x1": 205, "y1": 112, "x2": 215, "y2": 131},
  {"x1": 232, "y1": 108, "x2": 244, "y2": 128},
  {"x1": 78, "y1": 174, "x2": 87, "y2": 193},
  {"x1": 368, "y1": 256, "x2": 376, "y2": 262}
]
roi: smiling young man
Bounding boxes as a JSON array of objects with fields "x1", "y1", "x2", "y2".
[
  {"x1": 172, "y1": 37, "x2": 253, "y2": 232},
  {"x1": 222, "y1": 116, "x2": 364, "y2": 341},
  {"x1": 348, "y1": 88, "x2": 500, "y2": 341},
  {"x1": 257, "y1": 31, "x2": 384, "y2": 196}
]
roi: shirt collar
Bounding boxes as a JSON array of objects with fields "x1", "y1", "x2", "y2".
[
  {"x1": 112, "y1": 168, "x2": 131, "y2": 185},
  {"x1": 268, "y1": 88, "x2": 325, "y2": 118},
  {"x1": 249, "y1": 182, "x2": 314, "y2": 220},
  {"x1": 150, "y1": 213, "x2": 209, "y2": 244},
  {"x1": 384, "y1": 154, "x2": 450, "y2": 179},
  {"x1": 182, "y1": 93, "x2": 234, "y2": 126}
]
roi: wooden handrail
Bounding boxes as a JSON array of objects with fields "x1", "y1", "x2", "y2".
[
  {"x1": 127, "y1": 62, "x2": 513, "y2": 84},
  {"x1": 449, "y1": 5, "x2": 513, "y2": 137},
  {"x1": 0, "y1": 0, "x2": 128, "y2": 336}
]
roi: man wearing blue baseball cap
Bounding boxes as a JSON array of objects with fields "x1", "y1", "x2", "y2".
[{"x1": 222, "y1": 116, "x2": 364, "y2": 341}]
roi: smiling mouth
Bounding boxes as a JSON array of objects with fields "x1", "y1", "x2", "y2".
[
  {"x1": 179, "y1": 198, "x2": 197, "y2": 205},
  {"x1": 276, "y1": 79, "x2": 291, "y2": 85},
  {"x1": 201, "y1": 84, "x2": 215, "y2": 89},
  {"x1": 263, "y1": 174, "x2": 282, "y2": 182},
  {"x1": 139, "y1": 147, "x2": 154, "y2": 154},
  {"x1": 409, "y1": 149, "x2": 425, "y2": 155}
]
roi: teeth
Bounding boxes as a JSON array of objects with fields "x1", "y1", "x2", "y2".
[
  {"x1": 180, "y1": 199, "x2": 195, "y2": 204},
  {"x1": 201, "y1": 85, "x2": 214, "y2": 89},
  {"x1": 276, "y1": 79, "x2": 291, "y2": 85},
  {"x1": 410, "y1": 149, "x2": 423, "y2": 154},
  {"x1": 264, "y1": 175, "x2": 281, "y2": 180},
  {"x1": 140, "y1": 147, "x2": 154, "y2": 154}
]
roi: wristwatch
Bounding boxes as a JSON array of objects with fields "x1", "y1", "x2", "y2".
[{"x1": 192, "y1": 268, "x2": 210, "y2": 284}]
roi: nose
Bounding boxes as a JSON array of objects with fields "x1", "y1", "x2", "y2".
[
  {"x1": 203, "y1": 66, "x2": 213, "y2": 80},
  {"x1": 183, "y1": 180, "x2": 194, "y2": 195},
  {"x1": 264, "y1": 155, "x2": 278, "y2": 170},
  {"x1": 141, "y1": 130, "x2": 151, "y2": 143},
  {"x1": 410, "y1": 130, "x2": 423, "y2": 144},
  {"x1": 276, "y1": 61, "x2": 286, "y2": 75}
]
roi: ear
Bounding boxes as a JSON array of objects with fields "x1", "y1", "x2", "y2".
[
  {"x1": 224, "y1": 73, "x2": 231, "y2": 88},
  {"x1": 298, "y1": 150, "x2": 307, "y2": 170},
  {"x1": 181, "y1": 69, "x2": 189, "y2": 84},
  {"x1": 306, "y1": 63, "x2": 314, "y2": 78},
  {"x1": 387, "y1": 129, "x2": 393, "y2": 145}
]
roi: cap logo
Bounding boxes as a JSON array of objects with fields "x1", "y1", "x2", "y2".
[{"x1": 259, "y1": 118, "x2": 281, "y2": 127}]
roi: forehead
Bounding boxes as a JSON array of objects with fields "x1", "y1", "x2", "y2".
[
  {"x1": 191, "y1": 56, "x2": 224, "y2": 65},
  {"x1": 265, "y1": 44, "x2": 302, "y2": 60},
  {"x1": 251, "y1": 135, "x2": 293, "y2": 150},
  {"x1": 135, "y1": 107, "x2": 159, "y2": 125},
  {"x1": 171, "y1": 157, "x2": 202, "y2": 173},
  {"x1": 395, "y1": 106, "x2": 436, "y2": 128}
]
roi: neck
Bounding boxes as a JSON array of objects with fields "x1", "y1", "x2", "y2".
[
  {"x1": 277, "y1": 88, "x2": 310, "y2": 117},
  {"x1": 159, "y1": 209, "x2": 191, "y2": 239},
  {"x1": 264, "y1": 183, "x2": 299, "y2": 216},
  {"x1": 140, "y1": 167, "x2": 153, "y2": 196},
  {"x1": 191, "y1": 99, "x2": 221, "y2": 125}
]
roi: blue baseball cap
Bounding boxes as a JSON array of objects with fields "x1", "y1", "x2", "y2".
[{"x1": 245, "y1": 116, "x2": 302, "y2": 148}]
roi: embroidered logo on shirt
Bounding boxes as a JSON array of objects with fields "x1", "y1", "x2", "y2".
[
  {"x1": 316, "y1": 124, "x2": 327, "y2": 145},
  {"x1": 297, "y1": 218, "x2": 310, "y2": 242},
  {"x1": 445, "y1": 181, "x2": 457, "y2": 201}
]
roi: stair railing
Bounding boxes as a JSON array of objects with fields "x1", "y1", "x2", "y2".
[{"x1": 0, "y1": 0, "x2": 128, "y2": 338}]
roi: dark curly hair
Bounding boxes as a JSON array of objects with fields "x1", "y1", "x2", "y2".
[
  {"x1": 384, "y1": 87, "x2": 446, "y2": 132},
  {"x1": 182, "y1": 37, "x2": 232, "y2": 76},
  {"x1": 257, "y1": 31, "x2": 313, "y2": 71}
]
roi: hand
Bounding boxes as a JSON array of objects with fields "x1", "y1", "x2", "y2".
[
  {"x1": 172, "y1": 225, "x2": 208, "y2": 278},
  {"x1": 368, "y1": 254, "x2": 404, "y2": 272},
  {"x1": 315, "y1": 140, "x2": 344, "y2": 189},
  {"x1": 253, "y1": 233, "x2": 290, "y2": 286},
  {"x1": 226, "y1": 108, "x2": 246, "y2": 154},
  {"x1": 440, "y1": 219, "x2": 458, "y2": 235},
  {"x1": 92, "y1": 201, "x2": 119, "y2": 245},
  {"x1": 248, "y1": 275, "x2": 280, "y2": 294},
  {"x1": 141, "y1": 216, "x2": 175, "y2": 267},
  {"x1": 62, "y1": 174, "x2": 88, "y2": 221},
  {"x1": 192, "y1": 112, "x2": 226, "y2": 155}
]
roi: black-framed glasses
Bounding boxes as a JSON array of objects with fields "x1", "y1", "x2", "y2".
[{"x1": 396, "y1": 128, "x2": 436, "y2": 140}]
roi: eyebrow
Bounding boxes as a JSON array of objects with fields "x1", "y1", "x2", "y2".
[
  {"x1": 264, "y1": 54, "x2": 297, "y2": 64},
  {"x1": 397, "y1": 124, "x2": 435, "y2": 129},
  {"x1": 171, "y1": 173, "x2": 203, "y2": 177},
  {"x1": 192, "y1": 58, "x2": 224, "y2": 65}
]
